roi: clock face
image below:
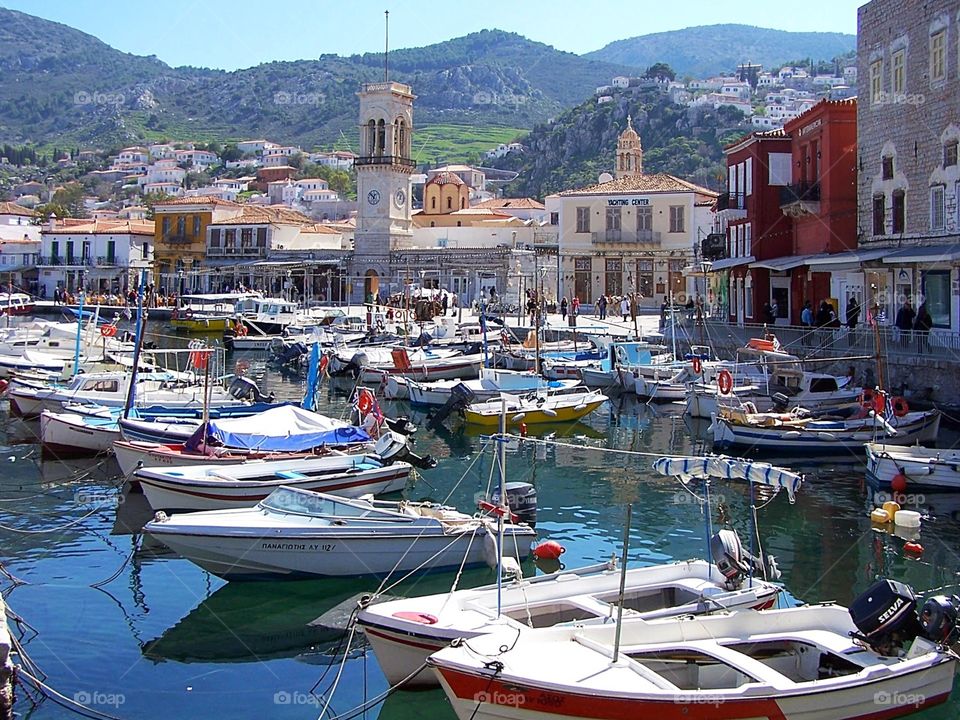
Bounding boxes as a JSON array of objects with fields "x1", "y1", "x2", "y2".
[
  {"x1": 394, "y1": 189, "x2": 406, "y2": 207},
  {"x1": 367, "y1": 189, "x2": 381, "y2": 206}
]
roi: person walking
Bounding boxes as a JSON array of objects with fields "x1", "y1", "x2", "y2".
[
  {"x1": 894, "y1": 298, "x2": 915, "y2": 349},
  {"x1": 620, "y1": 295, "x2": 630, "y2": 322},
  {"x1": 571, "y1": 296, "x2": 580, "y2": 317},
  {"x1": 914, "y1": 301, "x2": 933, "y2": 353},
  {"x1": 560, "y1": 296, "x2": 568, "y2": 321},
  {"x1": 597, "y1": 295, "x2": 607, "y2": 320}
]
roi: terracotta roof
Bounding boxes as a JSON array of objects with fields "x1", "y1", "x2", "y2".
[
  {"x1": 723, "y1": 129, "x2": 790, "y2": 153},
  {"x1": 472, "y1": 198, "x2": 545, "y2": 210},
  {"x1": 449, "y1": 208, "x2": 512, "y2": 217},
  {"x1": 0, "y1": 202, "x2": 38, "y2": 217},
  {"x1": 208, "y1": 205, "x2": 315, "y2": 226},
  {"x1": 426, "y1": 171, "x2": 465, "y2": 187},
  {"x1": 300, "y1": 224, "x2": 342, "y2": 234},
  {"x1": 557, "y1": 172, "x2": 718, "y2": 198},
  {"x1": 45, "y1": 219, "x2": 155, "y2": 235},
  {"x1": 152, "y1": 196, "x2": 242, "y2": 208}
]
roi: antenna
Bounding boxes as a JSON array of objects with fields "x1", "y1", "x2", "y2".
[{"x1": 384, "y1": 10, "x2": 389, "y2": 82}]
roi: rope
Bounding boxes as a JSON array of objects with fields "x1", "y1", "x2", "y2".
[
  {"x1": 17, "y1": 668, "x2": 124, "y2": 720},
  {"x1": 314, "y1": 661, "x2": 429, "y2": 720},
  {"x1": 0, "y1": 501, "x2": 110, "y2": 534}
]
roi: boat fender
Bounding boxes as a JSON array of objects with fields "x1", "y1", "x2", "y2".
[
  {"x1": 482, "y1": 527, "x2": 499, "y2": 569},
  {"x1": 904, "y1": 541, "x2": 924, "y2": 556},
  {"x1": 870, "y1": 508, "x2": 891, "y2": 524},
  {"x1": 891, "y1": 397, "x2": 909, "y2": 417},
  {"x1": 0, "y1": 379, "x2": 7, "y2": 395},
  {"x1": 532, "y1": 540, "x2": 565, "y2": 560},
  {"x1": 891, "y1": 472, "x2": 908, "y2": 493}
]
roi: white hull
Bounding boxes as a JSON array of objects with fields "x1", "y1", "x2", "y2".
[
  {"x1": 39, "y1": 411, "x2": 118, "y2": 456},
  {"x1": 359, "y1": 356, "x2": 483, "y2": 384},
  {"x1": 866, "y1": 442, "x2": 960, "y2": 490}
]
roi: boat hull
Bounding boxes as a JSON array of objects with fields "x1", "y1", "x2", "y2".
[
  {"x1": 359, "y1": 357, "x2": 483, "y2": 384},
  {"x1": 145, "y1": 525, "x2": 534, "y2": 580},
  {"x1": 171, "y1": 317, "x2": 233, "y2": 333},
  {"x1": 866, "y1": 443, "x2": 960, "y2": 491},
  {"x1": 464, "y1": 398, "x2": 606, "y2": 427},
  {"x1": 40, "y1": 411, "x2": 118, "y2": 457}
]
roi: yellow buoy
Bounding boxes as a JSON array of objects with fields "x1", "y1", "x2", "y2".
[
  {"x1": 882, "y1": 501, "x2": 901, "y2": 517},
  {"x1": 870, "y1": 508, "x2": 891, "y2": 524}
]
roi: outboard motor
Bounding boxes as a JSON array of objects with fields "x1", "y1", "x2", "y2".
[
  {"x1": 920, "y1": 594, "x2": 960, "y2": 644},
  {"x1": 770, "y1": 392, "x2": 791, "y2": 411},
  {"x1": 228, "y1": 376, "x2": 273, "y2": 403},
  {"x1": 222, "y1": 329, "x2": 236, "y2": 352},
  {"x1": 274, "y1": 341, "x2": 308, "y2": 367},
  {"x1": 490, "y1": 482, "x2": 537, "y2": 528},
  {"x1": 710, "y1": 528, "x2": 780, "y2": 589},
  {"x1": 335, "y1": 351, "x2": 369, "y2": 379},
  {"x1": 429, "y1": 382, "x2": 477, "y2": 429},
  {"x1": 268, "y1": 337, "x2": 288, "y2": 357},
  {"x1": 373, "y1": 430, "x2": 437, "y2": 469},
  {"x1": 850, "y1": 580, "x2": 960, "y2": 655},
  {"x1": 383, "y1": 415, "x2": 417, "y2": 435}
]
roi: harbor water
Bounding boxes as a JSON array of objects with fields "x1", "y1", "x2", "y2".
[{"x1": 3, "y1": 334, "x2": 960, "y2": 719}]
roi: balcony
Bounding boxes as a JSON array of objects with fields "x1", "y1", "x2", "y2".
[
  {"x1": 97, "y1": 256, "x2": 118, "y2": 266},
  {"x1": 701, "y1": 233, "x2": 728, "y2": 261},
  {"x1": 162, "y1": 234, "x2": 195, "y2": 245},
  {"x1": 716, "y1": 191, "x2": 748, "y2": 221},
  {"x1": 354, "y1": 155, "x2": 417, "y2": 169},
  {"x1": 780, "y1": 182, "x2": 821, "y2": 217},
  {"x1": 206, "y1": 245, "x2": 266, "y2": 258},
  {"x1": 591, "y1": 230, "x2": 661, "y2": 246}
]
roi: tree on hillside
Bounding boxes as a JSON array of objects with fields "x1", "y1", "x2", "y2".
[
  {"x1": 47, "y1": 182, "x2": 87, "y2": 218},
  {"x1": 220, "y1": 144, "x2": 243, "y2": 163},
  {"x1": 644, "y1": 63, "x2": 676, "y2": 82}
]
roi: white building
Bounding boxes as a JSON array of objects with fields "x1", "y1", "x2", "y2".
[
  {"x1": 0, "y1": 202, "x2": 40, "y2": 242},
  {"x1": 38, "y1": 219, "x2": 154, "y2": 296},
  {"x1": 236, "y1": 140, "x2": 279, "y2": 156},
  {"x1": 175, "y1": 149, "x2": 219, "y2": 170},
  {"x1": 148, "y1": 143, "x2": 176, "y2": 160},
  {"x1": 611, "y1": 76, "x2": 631, "y2": 89},
  {"x1": 427, "y1": 164, "x2": 486, "y2": 191},
  {"x1": 114, "y1": 147, "x2": 149, "y2": 168}
]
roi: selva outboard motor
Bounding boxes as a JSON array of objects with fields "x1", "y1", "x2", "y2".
[
  {"x1": 428, "y1": 382, "x2": 476, "y2": 429},
  {"x1": 227, "y1": 376, "x2": 275, "y2": 404},
  {"x1": 849, "y1": 579, "x2": 960, "y2": 655},
  {"x1": 490, "y1": 482, "x2": 537, "y2": 528}
]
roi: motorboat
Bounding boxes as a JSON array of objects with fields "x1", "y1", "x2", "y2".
[
  {"x1": 143, "y1": 486, "x2": 536, "y2": 580},
  {"x1": 113, "y1": 439, "x2": 327, "y2": 476},
  {"x1": 407, "y1": 368, "x2": 580, "y2": 407},
  {"x1": 359, "y1": 558, "x2": 781, "y2": 687},
  {"x1": 0, "y1": 292, "x2": 35, "y2": 315},
  {"x1": 429, "y1": 582, "x2": 960, "y2": 720},
  {"x1": 712, "y1": 405, "x2": 941, "y2": 452},
  {"x1": 170, "y1": 292, "x2": 262, "y2": 333},
  {"x1": 463, "y1": 389, "x2": 608, "y2": 427},
  {"x1": 239, "y1": 297, "x2": 299, "y2": 337},
  {"x1": 866, "y1": 442, "x2": 960, "y2": 491},
  {"x1": 134, "y1": 453, "x2": 412, "y2": 511},
  {"x1": 329, "y1": 346, "x2": 483, "y2": 384}
]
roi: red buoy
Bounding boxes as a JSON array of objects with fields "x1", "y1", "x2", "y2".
[
  {"x1": 891, "y1": 472, "x2": 908, "y2": 493},
  {"x1": 532, "y1": 540, "x2": 565, "y2": 560},
  {"x1": 519, "y1": 422, "x2": 528, "y2": 437},
  {"x1": 904, "y1": 541, "x2": 924, "y2": 556}
]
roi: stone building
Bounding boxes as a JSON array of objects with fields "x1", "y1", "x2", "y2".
[{"x1": 857, "y1": 0, "x2": 960, "y2": 330}]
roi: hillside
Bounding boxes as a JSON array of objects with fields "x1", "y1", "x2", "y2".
[
  {"x1": 0, "y1": 8, "x2": 631, "y2": 152},
  {"x1": 488, "y1": 89, "x2": 749, "y2": 198},
  {"x1": 586, "y1": 24, "x2": 856, "y2": 77}
]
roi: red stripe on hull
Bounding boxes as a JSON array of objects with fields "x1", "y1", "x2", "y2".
[{"x1": 364, "y1": 626, "x2": 448, "y2": 652}]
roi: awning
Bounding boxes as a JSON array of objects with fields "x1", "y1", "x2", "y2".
[
  {"x1": 706, "y1": 256, "x2": 755, "y2": 271},
  {"x1": 881, "y1": 243, "x2": 960, "y2": 264},
  {"x1": 802, "y1": 248, "x2": 890, "y2": 270},
  {"x1": 750, "y1": 255, "x2": 814, "y2": 271}
]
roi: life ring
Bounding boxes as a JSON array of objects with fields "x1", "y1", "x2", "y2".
[
  {"x1": 717, "y1": 369, "x2": 733, "y2": 396},
  {"x1": 861, "y1": 388, "x2": 875, "y2": 407},
  {"x1": 891, "y1": 396, "x2": 909, "y2": 417},
  {"x1": 100, "y1": 324, "x2": 117, "y2": 337},
  {"x1": 235, "y1": 321, "x2": 248, "y2": 337},
  {"x1": 318, "y1": 355, "x2": 330, "y2": 375},
  {"x1": 872, "y1": 392, "x2": 886, "y2": 415},
  {"x1": 691, "y1": 356, "x2": 702, "y2": 374}
]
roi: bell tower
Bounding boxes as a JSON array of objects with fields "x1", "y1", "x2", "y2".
[
  {"x1": 615, "y1": 115, "x2": 643, "y2": 179},
  {"x1": 354, "y1": 81, "x2": 416, "y2": 266}
]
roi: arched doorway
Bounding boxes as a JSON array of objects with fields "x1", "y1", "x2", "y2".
[{"x1": 364, "y1": 270, "x2": 380, "y2": 303}]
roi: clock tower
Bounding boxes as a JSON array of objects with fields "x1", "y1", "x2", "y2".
[{"x1": 353, "y1": 81, "x2": 415, "y2": 296}]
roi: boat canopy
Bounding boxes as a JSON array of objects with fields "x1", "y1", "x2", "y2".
[
  {"x1": 652, "y1": 455, "x2": 803, "y2": 503},
  {"x1": 185, "y1": 405, "x2": 370, "y2": 452}
]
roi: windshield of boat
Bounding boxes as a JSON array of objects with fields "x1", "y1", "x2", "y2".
[{"x1": 260, "y1": 487, "x2": 394, "y2": 519}]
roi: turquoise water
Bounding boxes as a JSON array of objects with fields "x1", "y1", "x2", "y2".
[{"x1": 3, "y1": 345, "x2": 960, "y2": 718}]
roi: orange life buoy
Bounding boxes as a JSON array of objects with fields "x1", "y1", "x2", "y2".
[
  {"x1": 717, "y1": 369, "x2": 734, "y2": 396},
  {"x1": 891, "y1": 396, "x2": 910, "y2": 417},
  {"x1": 692, "y1": 356, "x2": 702, "y2": 375},
  {"x1": 190, "y1": 349, "x2": 211, "y2": 369},
  {"x1": 872, "y1": 391, "x2": 886, "y2": 415},
  {"x1": 100, "y1": 324, "x2": 117, "y2": 337},
  {"x1": 319, "y1": 355, "x2": 330, "y2": 375},
  {"x1": 861, "y1": 388, "x2": 875, "y2": 407}
]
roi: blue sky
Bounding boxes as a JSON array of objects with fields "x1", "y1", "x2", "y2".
[{"x1": 4, "y1": 0, "x2": 860, "y2": 70}]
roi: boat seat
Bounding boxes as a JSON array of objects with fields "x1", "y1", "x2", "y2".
[{"x1": 275, "y1": 470, "x2": 308, "y2": 480}]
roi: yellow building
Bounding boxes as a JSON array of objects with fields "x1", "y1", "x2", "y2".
[
  {"x1": 413, "y1": 172, "x2": 525, "y2": 229},
  {"x1": 152, "y1": 196, "x2": 241, "y2": 292}
]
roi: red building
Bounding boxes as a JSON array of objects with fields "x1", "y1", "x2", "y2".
[
  {"x1": 708, "y1": 130, "x2": 793, "y2": 324},
  {"x1": 779, "y1": 98, "x2": 859, "y2": 321}
]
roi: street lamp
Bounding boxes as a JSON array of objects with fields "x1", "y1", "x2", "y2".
[
  {"x1": 178, "y1": 269, "x2": 184, "y2": 298},
  {"x1": 535, "y1": 265, "x2": 547, "y2": 375}
]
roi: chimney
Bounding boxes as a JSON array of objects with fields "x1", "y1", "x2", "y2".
[{"x1": 47, "y1": 213, "x2": 57, "y2": 232}]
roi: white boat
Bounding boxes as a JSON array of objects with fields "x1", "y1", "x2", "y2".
[
  {"x1": 429, "y1": 593, "x2": 959, "y2": 720},
  {"x1": 579, "y1": 341, "x2": 656, "y2": 389},
  {"x1": 408, "y1": 368, "x2": 580, "y2": 407},
  {"x1": 713, "y1": 406, "x2": 941, "y2": 452},
  {"x1": 359, "y1": 558, "x2": 781, "y2": 687},
  {"x1": 239, "y1": 297, "x2": 299, "y2": 336},
  {"x1": 144, "y1": 486, "x2": 536, "y2": 580},
  {"x1": 40, "y1": 409, "x2": 122, "y2": 457},
  {"x1": 866, "y1": 442, "x2": 960, "y2": 491},
  {"x1": 135, "y1": 454, "x2": 411, "y2": 511},
  {"x1": 113, "y1": 439, "x2": 326, "y2": 476},
  {"x1": 328, "y1": 346, "x2": 482, "y2": 383}
]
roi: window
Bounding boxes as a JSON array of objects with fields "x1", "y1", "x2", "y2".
[
  {"x1": 162, "y1": 217, "x2": 170, "y2": 236},
  {"x1": 177, "y1": 217, "x2": 185, "y2": 236},
  {"x1": 605, "y1": 207, "x2": 621, "y2": 241},
  {"x1": 931, "y1": 30, "x2": 946, "y2": 83},
  {"x1": 636, "y1": 260, "x2": 653, "y2": 298},
  {"x1": 576, "y1": 207, "x2": 591, "y2": 233},
  {"x1": 430, "y1": 196, "x2": 436, "y2": 210},
  {"x1": 669, "y1": 205, "x2": 685, "y2": 233},
  {"x1": 891, "y1": 50, "x2": 905, "y2": 94},
  {"x1": 605, "y1": 258, "x2": 622, "y2": 296},
  {"x1": 106, "y1": 240, "x2": 115, "y2": 263},
  {"x1": 66, "y1": 241, "x2": 74, "y2": 263},
  {"x1": 224, "y1": 229, "x2": 236, "y2": 248},
  {"x1": 142, "y1": 242, "x2": 149, "y2": 260},
  {"x1": 573, "y1": 257, "x2": 592, "y2": 302},
  {"x1": 51, "y1": 240, "x2": 59, "y2": 262},
  {"x1": 922, "y1": 270, "x2": 951, "y2": 327},
  {"x1": 446, "y1": 196, "x2": 452, "y2": 210},
  {"x1": 931, "y1": 185, "x2": 946, "y2": 230},
  {"x1": 892, "y1": 190, "x2": 905, "y2": 234},
  {"x1": 209, "y1": 228, "x2": 220, "y2": 247},
  {"x1": 944, "y1": 140, "x2": 958, "y2": 167},
  {"x1": 240, "y1": 228, "x2": 253, "y2": 248},
  {"x1": 192, "y1": 215, "x2": 201, "y2": 236},
  {"x1": 873, "y1": 194, "x2": 886, "y2": 236},
  {"x1": 882, "y1": 156, "x2": 894, "y2": 180},
  {"x1": 870, "y1": 60, "x2": 883, "y2": 104},
  {"x1": 549, "y1": 212, "x2": 559, "y2": 225},
  {"x1": 744, "y1": 273, "x2": 753, "y2": 318},
  {"x1": 257, "y1": 227, "x2": 267, "y2": 247}
]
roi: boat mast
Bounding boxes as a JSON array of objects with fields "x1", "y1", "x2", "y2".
[
  {"x1": 611, "y1": 503, "x2": 633, "y2": 664},
  {"x1": 123, "y1": 269, "x2": 148, "y2": 420},
  {"x1": 497, "y1": 397, "x2": 507, "y2": 616},
  {"x1": 72, "y1": 287, "x2": 85, "y2": 376}
]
